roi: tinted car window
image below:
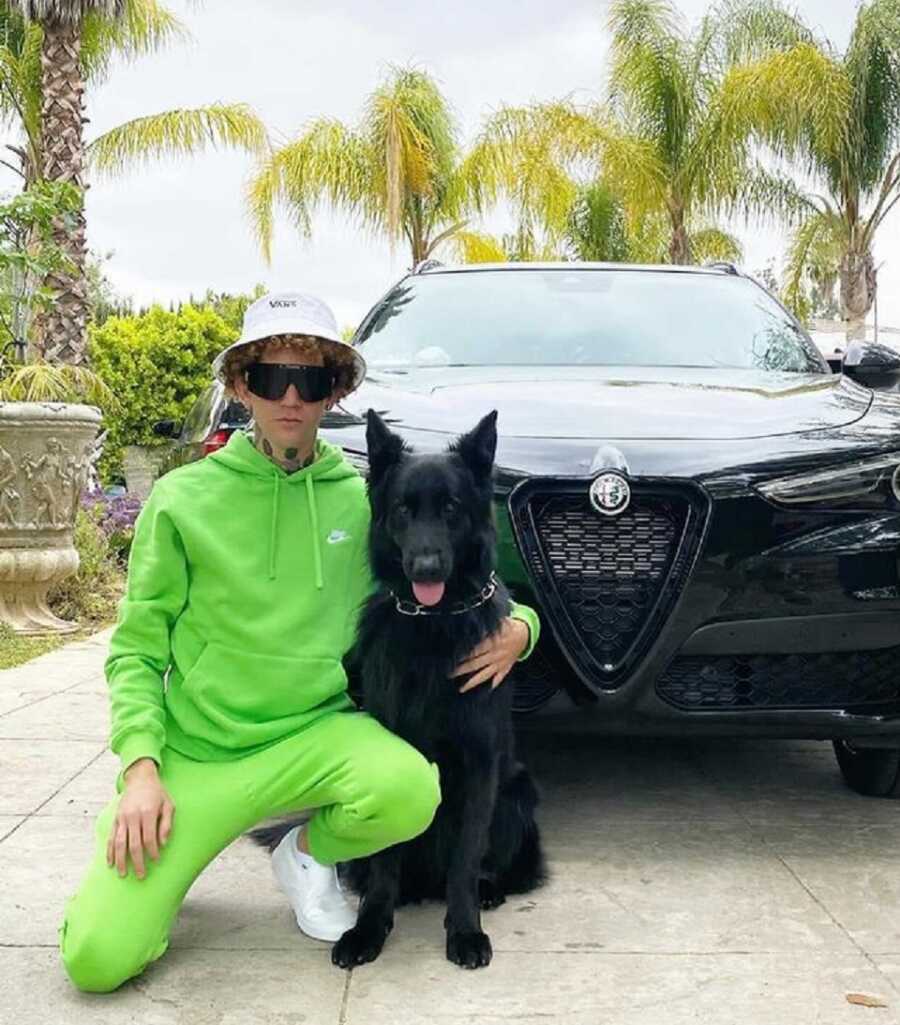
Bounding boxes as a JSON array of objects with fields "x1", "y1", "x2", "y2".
[{"x1": 357, "y1": 269, "x2": 824, "y2": 373}]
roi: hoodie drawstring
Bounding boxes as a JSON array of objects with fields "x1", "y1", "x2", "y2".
[
  {"x1": 268, "y1": 474, "x2": 281, "y2": 580},
  {"x1": 306, "y1": 474, "x2": 323, "y2": 590},
  {"x1": 268, "y1": 471, "x2": 323, "y2": 588}
]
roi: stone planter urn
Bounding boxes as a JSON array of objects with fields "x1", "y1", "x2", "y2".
[
  {"x1": 122, "y1": 443, "x2": 170, "y2": 502},
  {"x1": 0, "y1": 401, "x2": 103, "y2": 634}
]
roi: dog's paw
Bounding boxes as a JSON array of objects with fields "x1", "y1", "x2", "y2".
[
  {"x1": 479, "y1": 878, "x2": 507, "y2": 910},
  {"x1": 331, "y1": 923, "x2": 390, "y2": 969},
  {"x1": 446, "y1": 929, "x2": 493, "y2": 969}
]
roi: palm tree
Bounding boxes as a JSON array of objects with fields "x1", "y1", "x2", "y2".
[
  {"x1": 452, "y1": 180, "x2": 743, "y2": 265},
  {"x1": 567, "y1": 181, "x2": 743, "y2": 263},
  {"x1": 247, "y1": 65, "x2": 520, "y2": 269},
  {"x1": 8, "y1": 0, "x2": 268, "y2": 363},
  {"x1": 719, "y1": 0, "x2": 900, "y2": 335},
  {"x1": 475, "y1": 0, "x2": 801, "y2": 266}
]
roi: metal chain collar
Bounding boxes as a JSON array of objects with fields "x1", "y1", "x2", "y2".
[{"x1": 390, "y1": 571, "x2": 499, "y2": 616}]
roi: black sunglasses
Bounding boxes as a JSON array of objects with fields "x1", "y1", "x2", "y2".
[{"x1": 245, "y1": 362, "x2": 335, "y2": 402}]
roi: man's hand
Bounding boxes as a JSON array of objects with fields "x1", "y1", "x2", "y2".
[
  {"x1": 451, "y1": 617, "x2": 530, "y2": 693},
  {"x1": 106, "y1": 758, "x2": 175, "y2": 880}
]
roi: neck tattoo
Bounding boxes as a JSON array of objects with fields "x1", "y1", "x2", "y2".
[{"x1": 250, "y1": 424, "x2": 315, "y2": 473}]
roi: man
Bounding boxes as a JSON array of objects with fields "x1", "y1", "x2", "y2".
[{"x1": 58, "y1": 291, "x2": 540, "y2": 993}]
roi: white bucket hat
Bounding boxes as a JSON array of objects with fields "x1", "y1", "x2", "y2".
[{"x1": 211, "y1": 290, "x2": 367, "y2": 393}]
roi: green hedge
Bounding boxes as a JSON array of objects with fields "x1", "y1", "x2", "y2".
[{"x1": 89, "y1": 304, "x2": 237, "y2": 483}]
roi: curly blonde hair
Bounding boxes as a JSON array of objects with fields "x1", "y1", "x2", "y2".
[{"x1": 222, "y1": 334, "x2": 357, "y2": 400}]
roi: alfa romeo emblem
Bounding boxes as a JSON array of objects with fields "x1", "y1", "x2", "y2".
[{"x1": 589, "y1": 472, "x2": 631, "y2": 517}]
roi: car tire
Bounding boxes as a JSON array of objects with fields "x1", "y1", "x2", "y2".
[{"x1": 833, "y1": 740, "x2": 900, "y2": 797}]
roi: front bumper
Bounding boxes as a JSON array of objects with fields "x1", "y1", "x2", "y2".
[{"x1": 502, "y1": 475, "x2": 900, "y2": 742}]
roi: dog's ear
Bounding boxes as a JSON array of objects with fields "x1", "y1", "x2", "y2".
[
  {"x1": 366, "y1": 408, "x2": 406, "y2": 482},
  {"x1": 452, "y1": 410, "x2": 498, "y2": 479}
]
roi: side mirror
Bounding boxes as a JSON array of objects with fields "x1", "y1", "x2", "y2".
[
  {"x1": 152, "y1": 419, "x2": 182, "y2": 438},
  {"x1": 842, "y1": 340, "x2": 900, "y2": 387}
]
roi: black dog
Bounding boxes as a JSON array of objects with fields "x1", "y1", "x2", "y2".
[{"x1": 249, "y1": 409, "x2": 546, "y2": 969}]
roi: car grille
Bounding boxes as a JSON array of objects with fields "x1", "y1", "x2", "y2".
[
  {"x1": 511, "y1": 641, "x2": 561, "y2": 713},
  {"x1": 509, "y1": 480, "x2": 708, "y2": 690},
  {"x1": 657, "y1": 649, "x2": 900, "y2": 710}
]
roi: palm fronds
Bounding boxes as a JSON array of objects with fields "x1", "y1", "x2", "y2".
[
  {"x1": 718, "y1": 0, "x2": 900, "y2": 325},
  {"x1": 246, "y1": 65, "x2": 541, "y2": 267},
  {"x1": 719, "y1": 44, "x2": 851, "y2": 170},
  {"x1": 448, "y1": 231, "x2": 508, "y2": 264},
  {"x1": 87, "y1": 103, "x2": 269, "y2": 177},
  {"x1": 709, "y1": 0, "x2": 814, "y2": 67},
  {"x1": 781, "y1": 212, "x2": 844, "y2": 318},
  {"x1": 690, "y1": 226, "x2": 743, "y2": 263},
  {"x1": 80, "y1": 0, "x2": 188, "y2": 81},
  {"x1": 843, "y1": 0, "x2": 900, "y2": 193},
  {"x1": 565, "y1": 181, "x2": 631, "y2": 262}
]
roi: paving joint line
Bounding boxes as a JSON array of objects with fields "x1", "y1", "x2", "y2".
[
  {"x1": 0, "y1": 736, "x2": 107, "y2": 742},
  {"x1": 1, "y1": 942, "x2": 890, "y2": 957},
  {"x1": 768, "y1": 853, "x2": 900, "y2": 1000},
  {"x1": 0, "y1": 668, "x2": 106, "y2": 719},
  {"x1": 687, "y1": 743, "x2": 900, "y2": 1001},
  {"x1": 0, "y1": 820, "x2": 24, "y2": 844},
  {"x1": 338, "y1": 968, "x2": 352, "y2": 1024},
  {"x1": 0, "y1": 745, "x2": 108, "y2": 845}
]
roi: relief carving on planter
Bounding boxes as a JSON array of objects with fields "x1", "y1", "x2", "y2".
[
  {"x1": 0, "y1": 443, "x2": 21, "y2": 527},
  {"x1": 0, "y1": 435, "x2": 94, "y2": 531},
  {"x1": 0, "y1": 401, "x2": 103, "y2": 634}
]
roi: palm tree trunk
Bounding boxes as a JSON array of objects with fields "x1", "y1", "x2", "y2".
[
  {"x1": 669, "y1": 209, "x2": 692, "y2": 265},
  {"x1": 19, "y1": 146, "x2": 44, "y2": 363},
  {"x1": 408, "y1": 200, "x2": 428, "y2": 267},
  {"x1": 31, "y1": 18, "x2": 89, "y2": 366},
  {"x1": 411, "y1": 234, "x2": 427, "y2": 266},
  {"x1": 840, "y1": 248, "x2": 875, "y2": 341}
]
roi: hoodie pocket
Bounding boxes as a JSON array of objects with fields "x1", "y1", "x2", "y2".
[{"x1": 180, "y1": 640, "x2": 349, "y2": 745}]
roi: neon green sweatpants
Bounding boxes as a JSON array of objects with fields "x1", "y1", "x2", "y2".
[{"x1": 58, "y1": 706, "x2": 442, "y2": 993}]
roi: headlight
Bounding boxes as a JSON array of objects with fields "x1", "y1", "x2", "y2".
[{"x1": 757, "y1": 453, "x2": 900, "y2": 506}]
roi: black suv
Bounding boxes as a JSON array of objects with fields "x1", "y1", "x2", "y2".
[{"x1": 154, "y1": 261, "x2": 900, "y2": 799}]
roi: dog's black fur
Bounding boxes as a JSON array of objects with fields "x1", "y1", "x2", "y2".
[{"x1": 247, "y1": 409, "x2": 546, "y2": 969}]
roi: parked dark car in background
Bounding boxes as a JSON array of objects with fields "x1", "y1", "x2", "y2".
[
  {"x1": 154, "y1": 261, "x2": 900, "y2": 798},
  {"x1": 153, "y1": 387, "x2": 249, "y2": 475}
]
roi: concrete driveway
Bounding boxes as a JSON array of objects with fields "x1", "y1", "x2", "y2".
[{"x1": 2, "y1": 628, "x2": 899, "y2": 1024}]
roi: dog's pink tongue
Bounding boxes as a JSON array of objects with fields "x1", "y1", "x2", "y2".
[{"x1": 412, "y1": 581, "x2": 445, "y2": 606}]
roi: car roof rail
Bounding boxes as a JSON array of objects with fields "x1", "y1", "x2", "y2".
[
  {"x1": 411, "y1": 258, "x2": 445, "y2": 275},
  {"x1": 704, "y1": 261, "x2": 741, "y2": 276}
]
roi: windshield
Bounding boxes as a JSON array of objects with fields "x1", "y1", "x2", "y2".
[{"x1": 356, "y1": 269, "x2": 825, "y2": 373}]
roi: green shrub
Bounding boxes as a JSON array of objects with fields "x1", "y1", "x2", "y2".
[
  {"x1": 0, "y1": 499, "x2": 129, "y2": 667},
  {"x1": 80, "y1": 492, "x2": 142, "y2": 566},
  {"x1": 47, "y1": 504, "x2": 125, "y2": 626},
  {"x1": 89, "y1": 304, "x2": 237, "y2": 482},
  {"x1": 192, "y1": 284, "x2": 266, "y2": 332}
]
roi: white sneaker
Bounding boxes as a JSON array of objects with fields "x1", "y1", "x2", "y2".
[{"x1": 271, "y1": 824, "x2": 358, "y2": 942}]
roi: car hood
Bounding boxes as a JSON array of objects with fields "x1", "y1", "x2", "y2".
[{"x1": 345, "y1": 366, "x2": 872, "y2": 441}]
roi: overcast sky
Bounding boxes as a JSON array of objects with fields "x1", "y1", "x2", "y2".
[{"x1": 7, "y1": 0, "x2": 898, "y2": 331}]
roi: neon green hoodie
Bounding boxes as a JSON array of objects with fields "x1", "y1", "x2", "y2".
[{"x1": 105, "y1": 428, "x2": 541, "y2": 789}]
